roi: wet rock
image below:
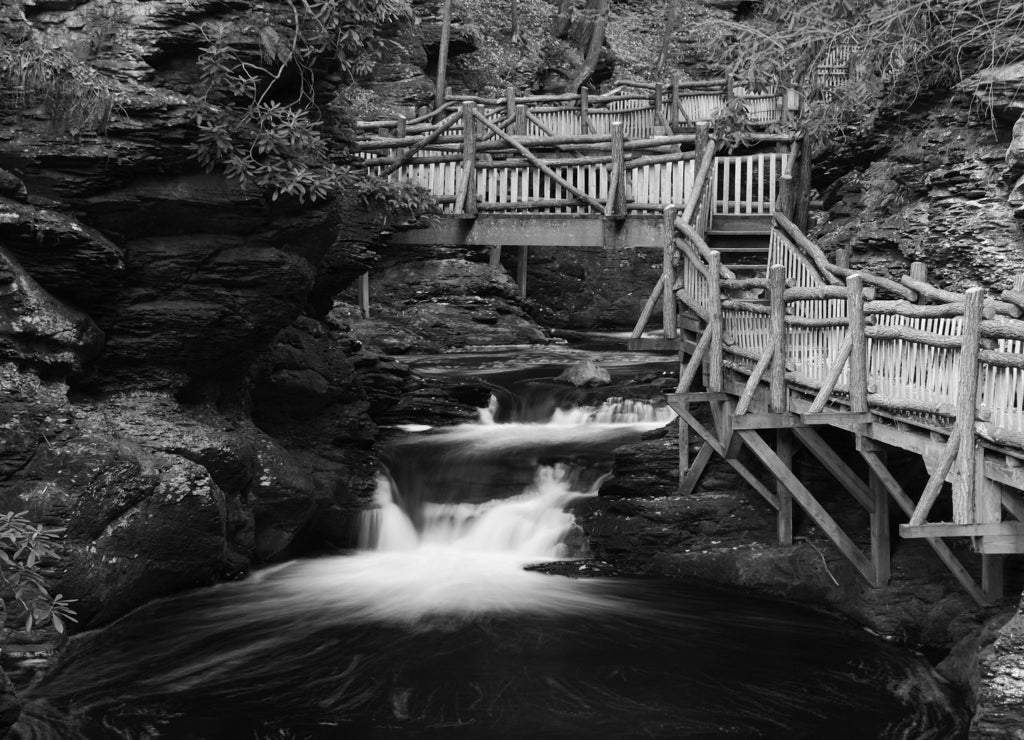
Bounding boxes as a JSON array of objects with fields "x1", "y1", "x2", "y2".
[
  {"x1": 0, "y1": 246, "x2": 104, "y2": 373},
  {"x1": 556, "y1": 359, "x2": 612, "y2": 387},
  {"x1": 962, "y1": 62, "x2": 1024, "y2": 123},
  {"x1": 971, "y1": 598, "x2": 1024, "y2": 739}
]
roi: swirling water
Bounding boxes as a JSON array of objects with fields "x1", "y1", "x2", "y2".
[{"x1": 12, "y1": 354, "x2": 967, "y2": 739}]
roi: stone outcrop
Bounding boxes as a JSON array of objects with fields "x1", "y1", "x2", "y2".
[{"x1": 813, "y1": 96, "x2": 1024, "y2": 292}]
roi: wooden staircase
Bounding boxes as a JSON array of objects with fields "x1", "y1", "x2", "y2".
[{"x1": 704, "y1": 214, "x2": 772, "y2": 276}]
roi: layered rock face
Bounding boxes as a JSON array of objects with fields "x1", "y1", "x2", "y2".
[
  {"x1": 0, "y1": 0, "x2": 397, "y2": 637},
  {"x1": 812, "y1": 92, "x2": 1024, "y2": 291}
]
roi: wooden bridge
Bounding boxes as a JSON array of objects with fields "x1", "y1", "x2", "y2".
[
  {"x1": 355, "y1": 78, "x2": 1024, "y2": 602},
  {"x1": 353, "y1": 80, "x2": 805, "y2": 300}
]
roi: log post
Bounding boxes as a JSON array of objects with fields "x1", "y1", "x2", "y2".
[
  {"x1": 870, "y1": 450, "x2": 891, "y2": 587},
  {"x1": 725, "y1": 75, "x2": 734, "y2": 102},
  {"x1": 769, "y1": 264, "x2": 787, "y2": 411},
  {"x1": 954, "y1": 287, "x2": 984, "y2": 523},
  {"x1": 396, "y1": 115, "x2": 407, "y2": 138},
  {"x1": 1015, "y1": 272, "x2": 1024, "y2": 293},
  {"x1": 847, "y1": 274, "x2": 868, "y2": 413},
  {"x1": 358, "y1": 272, "x2": 370, "y2": 318},
  {"x1": 777, "y1": 428, "x2": 794, "y2": 546},
  {"x1": 910, "y1": 262, "x2": 928, "y2": 306},
  {"x1": 708, "y1": 251, "x2": 724, "y2": 391},
  {"x1": 662, "y1": 205, "x2": 678, "y2": 339},
  {"x1": 517, "y1": 245, "x2": 528, "y2": 300},
  {"x1": 461, "y1": 101, "x2": 478, "y2": 216},
  {"x1": 795, "y1": 133, "x2": 812, "y2": 231},
  {"x1": 505, "y1": 85, "x2": 516, "y2": 120},
  {"x1": 835, "y1": 248, "x2": 850, "y2": 269},
  {"x1": 654, "y1": 82, "x2": 664, "y2": 129},
  {"x1": 580, "y1": 86, "x2": 590, "y2": 134},
  {"x1": 983, "y1": 553, "x2": 1004, "y2": 603},
  {"x1": 514, "y1": 103, "x2": 528, "y2": 136},
  {"x1": 488, "y1": 245, "x2": 502, "y2": 271},
  {"x1": 609, "y1": 121, "x2": 627, "y2": 218},
  {"x1": 671, "y1": 79, "x2": 680, "y2": 127}
]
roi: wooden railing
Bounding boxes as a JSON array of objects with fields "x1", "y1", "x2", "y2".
[
  {"x1": 671, "y1": 207, "x2": 1024, "y2": 532},
  {"x1": 356, "y1": 79, "x2": 801, "y2": 141}
]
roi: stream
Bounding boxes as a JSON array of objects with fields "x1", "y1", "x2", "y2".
[{"x1": 11, "y1": 341, "x2": 968, "y2": 739}]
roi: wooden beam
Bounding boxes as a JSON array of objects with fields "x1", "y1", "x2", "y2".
[
  {"x1": 793, "y1": 427, "x2": 875, "y2": 513},
  {"x1": 908, "y1": 427, "x2": 960, "y2": 526},
  {"x1": 976, "y1": 537, "x2": 1023, "y2": 556},
  {"x1": 769, "y1": 264, "x2": 788, "y2": 411},
  {"x1": 708, "y1": 251, "x2": 724, "y2": 391},
  {"x1": 738, "y1": 430, "x2": 876, "y2": 584},
  {"x1": 731, "y1": 413, "x2": 802, "y2": 430},
  {"x1": 861, "y1": 450, "x2": 988, "y2": 606},
  {"x1": 870, "y1": 452, "x2": 891, "y2": 587},
  {"x1": 662, "y1": 205, "x2": 678, "y2": 338},
  {"x1": 898, "y1": 521, "x2": 1024, "y2": 538},
  {"x1": 516, "y1": 245, "x2": 528, "y2": 299},
  {"x1": 954, "y1": 288, "x2": 984, "y2": 523},
  {"x1": 674, "y1": 405, "x2": 779, "y2": 509},
  {"x1": 673, "y1": 391, "x2": 730, "y2": 403},
  {"x1": 607, "y1": 122, "x2": 626, "y2": 217},
  {"x1": 800, "y1": 412, "x2": 873, "y2": 426},
  {"x1": 777, "y1": 429, "x2": 794, "y2": 546},
  {"x1": 460, "y1": 101, "x2": 478, "y2": 215},
  {"x1": 358, "y1": 272, "x2": 370, "y2": 318},
  {"x1": 488, "y1": 245, "x2": 502, "y2": 270},
  {"x1": 734, "y1": 344, "x2": 774, "y2": 416},
  {"x1": 679, "y1": 441, "x2": 714, "y2": 495},
  {"x1": 847, "y1": 274, "x2": 868, "y2": 413},
  {"x1": 806, "y1": 334, "x2": 853, "y2": 413}
]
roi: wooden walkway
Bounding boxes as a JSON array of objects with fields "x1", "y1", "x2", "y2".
[
  {"x1": 354, "y1": 80, "x2": 803, "y2": 302},
  {"x1": 635, "y1": 147, "x2": 1024, "y2": 603}
]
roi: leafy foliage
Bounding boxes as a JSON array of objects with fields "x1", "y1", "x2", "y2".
[
  {"x1": 698, "y1": 0, "x2": 1024, "y2": 140},
  {"x1": 0, "y1": 511, "x2": 77, "y2": 635},
  {"x1": 193, "y1": 0, "x2": 414, "y2": 204},
  {"x1": 0, "y1": 37, "x2": 115, "y2": 137}
]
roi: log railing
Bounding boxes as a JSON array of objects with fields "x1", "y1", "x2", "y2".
[
  {"x1": 356, "y1": 102, "x2": 708, "y2": 216},
  {"x1": 356, "y1": 79, "x2": 802, "y2": 140},
  {"x1": 674, "y1": 207, "x2": 1024, "y2": 533}
]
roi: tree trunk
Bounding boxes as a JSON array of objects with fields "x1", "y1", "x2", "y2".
[
  {"x1": 434, "y1": 0, "x2": 453, "y2": 110},
  {"x1": 554, "y1": 0, "x2": 611, "y2": 91},
  {"x1": 655, "y1": 0, "x2": 678, "y2": 78}
]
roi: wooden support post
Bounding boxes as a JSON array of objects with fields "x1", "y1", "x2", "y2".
[
  {"x1": 835, "y1": 248, "x2": 849, "y2": 269},
  {"x1": 725, "y1": 76, "x2": 734, "y2": 102},
  {"x1": 708, "y1": 251, "x2": 724, "y2": 391},
  {"x1": 739, "y1": 430, "x2": 876, "y2": 584},
  {"x1": 461, "y1": 101, "x2": 478, "y2": 216},
  {"x1": 505, "y1": 85, "x2": 516, "y2": 120},
  {"x1": 358, "y1": 271, "x2": 370, "y2": 318},
  {"x1": 488, "y1": 245, "x2": 502, "y2": 271},
  {"x1": 670, "y1": 79, "x2": 680, "y2": 127},
  {"x1": 580, "y1": 86, "x2": 590, "y2": 134},
  {"x1": 795, "y1": 133, "x2": 812, "y2": 231},
  {"x1": 870, "y1": 451, "x2": 891, "y2": 587},
  {"x1": 514, "y1": 104, "x2": 528, "y2": 135},
  {"x1": 662, "y1": 205, "x2": 678, "y2": 339},
  {"x1": 1014, "y1": 272, "x2": 1024, "y2": 293},
  {"x1": 395, "y1": 115, "x2": 407, "y2": 138},
  {"x1": 910, "y1": 261, "x2": 927, "y2": 286},
  {"x1": 777, "y1": 429, "x2": 794, "y2": 545},
  {"x1": 769, "y1": 264, "x2": 787, "y2": 412},
  {"x1": 982, "y1": 555, "x2": 1004, "y2": 602},
  {"x1": 861, "y1": 450, "x2": 989, "y2": 606},
  {"x1": 847, "y1": 274, "x2": 868, "y2": 413},
  {"x1": 694, "y1": 122, "x2": 710, "y2": 164},
  {"x1": 654, "y1": 82, "x2": 664, "y2": 129},
  {"x1": 679, "y1": 442, "x2": 714, "y2": 495},
  {"x1": 517, "y1": 245, "x2": 528, "y2": 299},
  {"x1": 609, "y1": 122, "x2": 627, "y2": 218},
  {"x1": 954, "y1": 287, "x2": 984, "y2": 523}
]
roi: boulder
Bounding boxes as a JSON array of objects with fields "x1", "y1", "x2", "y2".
[
  {"x1": 961, "y1": 61, "x2": 1024, "y2": 122},
  {"x1": 556, "y1": 359, "x2": 611, "y2": 387}
]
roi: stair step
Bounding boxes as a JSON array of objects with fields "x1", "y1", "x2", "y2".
[
  {"x1": 705, "y1": 229, "x2": 771, "y2": 237},
  {"x1": 710, "y1": 246, "x2": 770, "y2": 253}
]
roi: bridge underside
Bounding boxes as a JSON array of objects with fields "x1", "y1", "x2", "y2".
[{"x1": 387, "y1": 214, "x2": 665, "y2": 249}]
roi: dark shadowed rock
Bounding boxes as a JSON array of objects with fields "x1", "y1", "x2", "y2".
[
  {"x1": 0, "y1": 247, "x2": 104, "y2": 373},
  {"x1": 971, "y1": 601, "x2": 1024, "y2": 739}
]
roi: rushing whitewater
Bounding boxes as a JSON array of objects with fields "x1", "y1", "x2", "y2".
[{"x1": 12, "y1": 383, "x2": 967, "y2": 740}]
